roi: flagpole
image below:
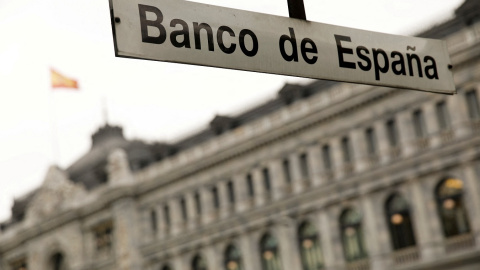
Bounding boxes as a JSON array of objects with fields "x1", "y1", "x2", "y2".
[
  {"x1": 102, "y1": 96, "x2": 109, "y2": 125},
  {"x1": 48, "y1": 67, "x2": 79, "y2": 165},
  {"x1": 48, "y1": 76, "x2": 60, "y2": 165}
]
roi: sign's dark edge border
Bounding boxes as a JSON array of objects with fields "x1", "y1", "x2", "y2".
[{"x1": 109, "y1": 0, "x2": 119, "y2": 57}]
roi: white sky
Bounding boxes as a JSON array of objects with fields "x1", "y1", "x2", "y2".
[{"x1": 0, "y1": 0, "x2": 465, "y2": 221}]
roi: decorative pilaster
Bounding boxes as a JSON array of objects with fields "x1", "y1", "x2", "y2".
[
  {"x1": 462, "y1": 164, "x2": 480, "y2": 245},
  {"x1": 276, "y1": 218, "x2": 303, "y2": 270},
  {"x1": 290, "y1": 153, "x2": 304, "y2": 194},
  {"x1": 448, "y1": 93, "x2": 471, "y2": 138},
  {"x1": 268, "y1": 159, "x2": 286, "y2": 200},
  {"x1": 233, "y1": 174, "x2": 248, "y2": 212},
  {"x1": 361, "y1": 195, "x2": 388, "y2": 270},
  {"x1": 239, "y1": 232, "x2": 261, "y2": 270},
  {"x1": 307, "y1": 145, "x2": 323, "y2": 186},
  {"x1": 397, "y1": 111, "x2": 416, "y2": 157},
  {"x1": 409, "y1": 179, "x2": 443, "y2": 260},
  {"x1": 112, "y1": 198, "x2": 142, "y2": 270}
]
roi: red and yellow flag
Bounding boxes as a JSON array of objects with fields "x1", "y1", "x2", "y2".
[{"x1": 50, "y1": 68, "x2": 79, "y2": 89}]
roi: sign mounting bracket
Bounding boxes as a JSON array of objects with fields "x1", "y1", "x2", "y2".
[{"x1": 287, "y1": 0, "x2": 306, "y2": 20}]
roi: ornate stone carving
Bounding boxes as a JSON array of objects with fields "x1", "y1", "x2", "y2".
[
  {"x1": 26, "y1": 166, "x2": 86, "y2": 223},
  {"x1": 107, "y1": 148, "x2": 134, "y2": 185}
]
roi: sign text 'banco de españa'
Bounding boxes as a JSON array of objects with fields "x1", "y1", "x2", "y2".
[{"x1": 109, "y1": 0, "x2": 456, "y2": 94}]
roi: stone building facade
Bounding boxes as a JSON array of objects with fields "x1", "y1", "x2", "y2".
[{"x1": 1, "y1": 1, "x2": 480, "y2": 269}]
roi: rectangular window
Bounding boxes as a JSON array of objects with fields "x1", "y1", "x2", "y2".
[
  {"x1": 164, "y1": 204, "x2": 170, "y2": 227},
  {"x1": 466, "y1": 90, "x2": 480, "y2": 119},
  {"x1": 365, "y1": 127, "x2": 377, "y2": 154},
  {"x1": 436, "y1": 101, "x2": 450, "y2": 130},
  {"x1": 299, "y1": 153, "x2": 309, "y2": 178},
  {"x1": 246, "y1": 173, "x2": 254, "y2": 197},
  {"x1": 322, "y1": 144, "x2": 332, "y2": 170},
  {"x1": 194, "y1": 192, "x2": 202, "y2": 214},
  {"x1": 227, "y1": 180, "x2": 235, "y2": 204},
  {"x1": 386, "y1": 119, "x2": 399, "y2": 147},
  {"x1": 341, "y1": 137, "x2": 352, "y2": 162},
  {"x1": 262, "y1": 167, "x2": 271, "y2": 192},
  {"x1": 150, "y1": 209, "x2": 157, "y2": 233},
  {"x1": 413, "y1": 109, "x2": 427, "y2": 138},
  {"x1": 211, "y1": 186, "x2": 220, "y2": 209},
  {"x1": 180, "y1": 197, "x2": 187, "y2": 221},
  {"x1": 282, "y1": 158, "x2": 292, "y2": 183},
  {"x1": 93, "y1": 221, "x2": 113, "y2": 252}
]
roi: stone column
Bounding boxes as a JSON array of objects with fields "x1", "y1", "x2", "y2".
[
  {"x1": 317, "y1": 210, "x2": 338, "y2": 270},
  {"x1": 218, "y1": 180, "x2": 230, "y2": 219},
  {"x1": 396, "y1": 111, "x2": 416, "y2": 157},
  {"x1": 276, "y1": 219, "x2": 303, "y2": 270},
  {"x1": 252, "y1": 167, "x2": 266, "y2": 206},
  {"x1": 462, "y1": 164, "x2": 480, "y2": 244},
  {"x1": 373, "y1": 120, "x2": 389, "y2": 164},
  {"x1": 201, "y1": 187, "x2": 214, "y2": 224},
  {"x1": 204, "y1": 244, "x2": 219, "y2": 270},
  {"x1": 290, "y1": 152, "x2": 304, "y2": 194},
  {"x1": 186, "y1": 191, "x2": 199, "y2": 230},
  {"x1": 307, "y1": 144, "x2": 323, "y2": 186},
  {"x1": 112, "y1": 198, "x2": 142, "y2": 270},
  {"x1": 268, "y1": 159, "x2": 286, "y2": 200},
  {"x1": 423, "y1": 102, "x2": 441, "y2": 147},
  {"x1": 351, "y1": 129, "x2": 368, "y2": 172},
  {"x1": 233, "y1": 174, "x2": 248, "y2": 212},
  {"x1": 409, "y1": 179, "x2": 443, "y2": 260},
  {"x1": 170, "y1": 198, "x2": 183, "y2": 236},
  {"x1": 447, "y1": 93, "x2": 471, "y2": 138},
  {"x1": 361, "y1": 195, "x2": 388, "y2": 270},
  {"x1": 106, "y1": 149, "x2": 141, "y2": 270},
  {"x1": 172, "y1": 254, "x2": 185, "y2": 270},
  {"x1": 331, "y1": 138, "x2": 344, "y2": 180},
  {"x1": 239, "y1": 232, "x2": 262, "y2": 270}
]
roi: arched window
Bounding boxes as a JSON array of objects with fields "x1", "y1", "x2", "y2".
[
  {"x1": 385, "y1": 194, "x2": 416, "y2": 250},
  {"x1": 50, "y1": 253, "x2": 65, "y2": 270},
  {"x1": 192, "y1": 254, "x2": 208, "y2": 270},
  {"x1": 260, "y1": 233, "x2": 282, "y2": 270},
  {"x1": 224, "y1": 244, "x2": 243, "y2": 270},
  {"x1": 340, "y1": 209, "x2": 367, "y2": 262},
  {"x1": 436, "y1": 178, "x2": 470, "y2": 237},
  {"x1": 298, "y1": 222, "x2": 324, "y2": 270}
]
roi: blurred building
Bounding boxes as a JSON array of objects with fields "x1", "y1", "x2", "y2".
[{"x1": 1, "y1": 0, "x2": 480, "y2": 269}]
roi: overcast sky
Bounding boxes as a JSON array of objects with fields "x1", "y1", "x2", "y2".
[{"x1": 0, "y1": 0, "x2": 464, "y2": 221}]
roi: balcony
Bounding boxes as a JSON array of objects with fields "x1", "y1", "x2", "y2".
[
  {"x1": 439, "y1": 129, "x2": 454, "y2": 143},
  {"x1": 302, "y1": 178, "x2": 311, "y2": 188},
  {"x1": 470, "y1": 120, "x2": 480, "y2": 133},
  {"x1": 445, "y1": 233, "x2": 475, "y2": 254},
  {"x1": 346, "y1": 258, "x2": 370, "y2": 270},
  {"x1": 342, "y1": 163, "x2": 354, "y2": 175},
  {"x1": 366, "y1": 154, "x2": 380, "y2": 167},
  {"x1": 388, "y1": 147, "x2": 401, "y2": 160},
  {"x1": 283, "y1": 184, "x2": 293, "y2": 195},
  {"x1": 413, "y1": 137, "x2": 429, "y2": 150},
  {"x1": 321, "y1": 170, "x2": 334, "y2": 181},
  {"x1": 391, "y1": 246, "x2": 420, "y2": 265}
]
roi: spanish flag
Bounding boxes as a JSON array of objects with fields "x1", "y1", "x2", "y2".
[{"x1": 50, "y1": 68, "x2": 79, "y2": 89}]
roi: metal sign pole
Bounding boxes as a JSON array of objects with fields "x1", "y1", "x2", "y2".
[{"x1": 287, "y1": 0, "x2": 306, "y2": 20}]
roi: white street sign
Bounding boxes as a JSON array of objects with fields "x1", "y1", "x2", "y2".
[{"x1": 109, "y1": 0, "x2": 456, "y2": 94}]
